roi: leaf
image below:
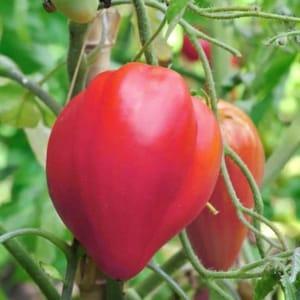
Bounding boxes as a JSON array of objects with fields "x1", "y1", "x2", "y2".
[
  {"x1": 0, "y1": 82, "x2": 41, "y2": 128},
  {"x1": 263, "y1": 113, "x2": 300, "y2": 186},
  {"x1": 290, "y1": 248, "x2": 300, "y2": 283},
  {"x1": 281, "y1": 273, "x2": 297, "y2": 300},
  {"x1": 39, "y1": 261, "x2": 63, "y2": 281},
  {"x1": 165, "y1": 0, "x2": 189, "y2": 38},
  {"x1": 254, "y1": 270, "x2": 279, "y2": 300},
  {"x1": 24, "y1": 122, "x2": 50, "y2": 168}
]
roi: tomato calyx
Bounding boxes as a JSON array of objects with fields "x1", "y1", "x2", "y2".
[{"x1": 43, "y1": 0, "x2": 56, "y2": 13}]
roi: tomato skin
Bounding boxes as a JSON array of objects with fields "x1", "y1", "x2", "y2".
[
  {"x1": 46, "y1": 63, "x2": 222, "y2": 280},
  {"x1": 187, "y1": 101, "x2": 264, "y2": 271},
  {"x1": 52, "y1": 0, "x2": 98, "y2": 24},
  {"x1": 182, "y1": 36, "x2": 212, "y2": 62}
]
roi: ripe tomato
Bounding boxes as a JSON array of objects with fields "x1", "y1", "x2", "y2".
[
  {"x1": 46, "y1": 63, "x2": 222, "y2": 279},
  {"x1": 182, "y1": 36, "x2": 212, "y2": 62},
  {"x1": 187, "y1": 100, "x2": 264, "y2": 270}
]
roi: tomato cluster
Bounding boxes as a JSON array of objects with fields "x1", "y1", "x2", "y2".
[{"x1": 46, "y1": 63, "x2": 264, "y2": 280}]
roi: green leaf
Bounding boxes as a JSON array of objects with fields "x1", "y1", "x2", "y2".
[
  {"x1": 39, "y1": 261, "x2": 63, "y2": 281},
  {"x1": 281, "y1": 273, "x2": 297, "y2": 300},
  {"x1": 254, "y1": 270, "x2": 279, "y2": 300},
  {"x1": 0, "y1": 82, "x2": 41, "y2": 128},
  {"x1": 165, "y1": 0, "x2": 189, "y2": 38}
]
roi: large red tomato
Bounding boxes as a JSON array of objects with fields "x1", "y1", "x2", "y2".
[
  {"x1": 46, "y1": 63, "x2": 222, "y2": 280},
  {"x1": 187, "y1": 101, "x2": 264, "y2": 270}
]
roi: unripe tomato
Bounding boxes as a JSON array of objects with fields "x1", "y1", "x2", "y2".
[
  {"x1": 182, "y1": 36, "x2": 212, "y2": 62},
  {"x1": 52, "y1": 0, "x2": 98, "y2": 24},
  {"x1": 187, "y1": 101, "x2": 264, "y2": 270},
  {"x1": 46, "y1": 63, "x2": 222, "y2": 280}
]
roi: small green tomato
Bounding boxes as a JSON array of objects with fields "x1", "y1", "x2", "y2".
[{"x1": 52, "y1": 0, "x2": 98, "y2": 24}]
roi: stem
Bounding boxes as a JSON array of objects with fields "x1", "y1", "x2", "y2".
[
  {"x1": 0, "y1": 68, "x2": 62, "y2": 116},
  {"x1": 108, "y1": 0, "x2": 241, "y2": 57},
  {"x1": 225, "y1": 146, "x2": 264, "y2": 216},
  {"x1": 266, "y1": 30, "x2": 300, "y2": 45},
  {"x1": 67, "y1": 22, "x2": 89, "y2": 100},
  {"x1": 61, "y1": 240, "x2": 80, "y2": 300},
  {"x1": 183, "y1": 29, "x2": 219, "y2": 114},
  {"x1": 135, "y1": 250, "x2": 186, "y2": 297},
  {"x1": 179, "y1": 231, "x2": 264, "y2": 280},
  {"x1": 131, "y1": 0, "x2": 157, "y2": 65},
  {"x1": 171, "y1": 64, "x2": 205, "y2": 83},
  {"x1": 189, "y1": 7, "x2": 300, "y2": 23},
  {"x1": 0, "y1": 228, "x2": 71, "y2": 258},
  {"x1": 220, "y1": 158, "x2": 266, "y2": 257},
  {"x1": 0, "y1": 226, "x2": 60, "y2": 300},
  {"x1": 191, "y1": 5, "x2": 259, "y2": 13},
  {"x1": 133, "y1": 16, "x2": 166, "y2": 62},
  {"x1": 148, "y1": 261, "x2": 189, "y2": 300},
  {"x1": 105, "y1": 279, "x2": 124, "y2": 299},
  {"x1": 224, "y1": 146, "x2": 288, "y2": 251},
  {"x1": 206, "y1": 280, "x2": 233, "y2": 300}
]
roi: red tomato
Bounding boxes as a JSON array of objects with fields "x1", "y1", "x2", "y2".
[
  {"x1": 182, "y1": 36, "x2": 212, "y2": 62},
  {"x1": 46, "y1": 63, "x2": 222, "y2": 279},
  {"x1": 187, "y1": 101, "x2": 264, "y2": 270}
]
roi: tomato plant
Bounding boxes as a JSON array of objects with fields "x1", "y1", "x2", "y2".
[{"x1": 0, "y1": 0, "x2": 300, "y2": 299}]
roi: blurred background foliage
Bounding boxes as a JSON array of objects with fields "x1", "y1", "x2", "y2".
[{"x1": 0, "y1": 0, "x2": 300, "y2": 299}]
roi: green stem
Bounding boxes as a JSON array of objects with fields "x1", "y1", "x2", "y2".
[
  {"x1": 206, "y1": 280, "x2": 233, "y2": 300},
  {"x1": 225, "y1": 146, "x2": 264, "y2": 217},
  {"x1": 0, "y1": 228, "x2": 71, "y2": 258},
  {"x1": 133, "y1": 16, "x2": 166, "y2": 62},
  {"x1": 183, "y1": 29, "x2": 219, "y2": 114},
  {"x1": 61, "y1": 239, "x2": 80, "y2": 300},
  {"x1": 0, "y1": 68, "x2": 62, "y2": 116},
  {"x1": 171, "y1": 65, "x2": 205, "y2": 83},
  {"x1": 67, "y1": 22, "x2": 89, "y2": 99},
  {"x1": 0, "y1": 226, "x2": 60, "y2": 300},
  {"x1": 266, "y1": 30, "x2": 300, "y2": 45},
  {"x1": 105, "y1": 279, "x2": 124, "y2": 299},
  {"x1": 189, "y1": 8, "x2": 300, "y2": 23},
  {"x1": 125, "y1": 289, "x2": 142, "y2": 300},
  {"x1": 135, "y1": 250, "x2": 186, "y2": 297},
  {"x1": 179, "y1": 231, "x2": 264, "y2": 280},
  {"x1": 131, "y1": 0, "x2": 157, "y2": 65},
  {"x1": 108, "y1": 0, "x2": 241, "y2": 57},
  {"x1": 220, "y1": 158, "x2": 266, "y2": 257},
  {"x1": 191, "y1": 5, "x2": 259, "y2": 13},
  {"x1": 147, "y1": 261, "x2": 189, "y2": 300},
  {"x1": 224, "y1": 146, "x2": 288, "y2": 251}
]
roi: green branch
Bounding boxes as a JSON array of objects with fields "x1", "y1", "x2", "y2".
[
  {"x1": 0, "y1": 226, "x2": 60, "y2": 300},
  {"x1": 0, "y1": 68, "x2": 62, "y2": 116},
  {"x1": 0, "y1": 228, "x2": 71, "y2": 258},
  {"x1": 135, "y1": 250, "x2": 186, "y2": 297},
  {"x1": 61, "y1": 239, "x2": 80, "y2": 300},
  {"x1": 131, "y1": 0, "x2": 157, "y2": 65},
  {"x1": 67, "y1": 22, "x2": 89, "y2": 100},
  {"x1": 148, "y1": 261, "x2": 189, "y2": 300}
]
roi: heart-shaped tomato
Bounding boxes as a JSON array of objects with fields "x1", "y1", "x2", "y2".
[
  {"x1": 187, "y1": 100, "x2": 264, "y2": 270},
  {"x1": 46, "y1": 63, "x2": 222, "y2": 279}
]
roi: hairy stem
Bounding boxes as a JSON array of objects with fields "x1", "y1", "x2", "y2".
[
  {"x1": 131, "y1": 0, "x2": 157, "y2": 64},
  {"x1": 0, "y1": 226, "x2": 60, "y2": 300}
]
